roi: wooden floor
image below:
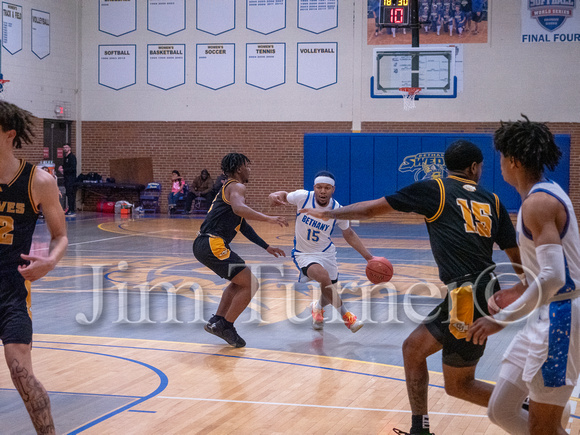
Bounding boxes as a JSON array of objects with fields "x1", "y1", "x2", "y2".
[{"x1": 2, "y1": 212, "x2": 579, "y2": 434}]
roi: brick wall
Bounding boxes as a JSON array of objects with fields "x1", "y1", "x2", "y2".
[{"x1": 74, "y1": 120, "x2": 580, "y2": 216}]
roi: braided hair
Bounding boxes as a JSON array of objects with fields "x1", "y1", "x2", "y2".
[
  {"x1": 221, "y1": 153, "x2": 251, "y2": 177},
  {"x1": 494, "y1": 114, "x2": 561, "y2": 177},
  {"x1": 0, "y1": 101, "x2": 35, "y2": 149}
]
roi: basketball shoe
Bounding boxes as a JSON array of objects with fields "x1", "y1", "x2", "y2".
[
  {"x1": 393, "y1": 428, "x2": 434, "y2": 435},
  {"x1": 343, "y1": 312, "x2": 363, "y2": 333},
  {"x1": 310, "y1": 302, "x2": 324, "y2": 330},
  {"x1": 204, "y1": 318, "x2": 246, "y2": 348}
]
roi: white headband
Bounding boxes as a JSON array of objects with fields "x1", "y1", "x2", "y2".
[{"x1": 314, "y1": 176, "x2": 335, "y2": 186}]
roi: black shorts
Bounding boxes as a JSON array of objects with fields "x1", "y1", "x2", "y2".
[
  {"x1": 424, "y1": 272, "x2": 499, "y2": 367},
  {"x1": 193, "y1": 235, "x2": 246, "y2": 281},
  {"x1": 0, "y1": 270, "x2": 33, "y2": 345}
]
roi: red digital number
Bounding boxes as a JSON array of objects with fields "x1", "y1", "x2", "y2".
[{"x1": 390, "y1": 7, "x2": 404, "y2": 24}]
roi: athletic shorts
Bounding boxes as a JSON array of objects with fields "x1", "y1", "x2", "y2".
[
  {"x1": 292, "y1": 251, "x2": 338, "y2": 283},
  {"x1": 193, "y1": 235, "x2": 246, "y2": 281},
  {"x1": 0, "y1": 270, "x2": 33, "y2": 345},
  {"x1": 425, "y1": 272, "x2": 499, "y2": 367}
]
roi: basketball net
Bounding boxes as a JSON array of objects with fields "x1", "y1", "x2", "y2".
[{"x1": 399, "y1": 87, "x2": 421, "y2": 111}]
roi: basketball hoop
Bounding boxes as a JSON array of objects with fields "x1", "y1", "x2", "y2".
[
  {"x1": 0, "y1": 79, "x2": 9, "y2": 94},
  {"x1": 399, "y1": 87, "x2": 421, "y2": 111}
]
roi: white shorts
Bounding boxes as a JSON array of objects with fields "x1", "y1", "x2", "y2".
[
  {"x1": 292, "y1": 251, "x2": 338, "y2": 283},
  {"x1": 499, "y1": 360, "x2": 574, "y2": 407}
]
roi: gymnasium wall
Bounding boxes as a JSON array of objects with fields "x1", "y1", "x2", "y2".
[{"x1": 4, "y1": 1, "x2": 580, "y2": 213}]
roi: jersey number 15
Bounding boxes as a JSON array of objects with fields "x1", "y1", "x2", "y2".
[{"x1": 456, "y1": 199, "x2": 492, "y2": 238}]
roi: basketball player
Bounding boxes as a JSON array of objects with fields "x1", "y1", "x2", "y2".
[
  {"x1": 301, "y1": 140, "x2": 521, "y2": 435},
  {"x1": 269, "y1": 171, "x2": 373, "y2": 333},
  {"x1": 467, "y1": 116, "x2": 579, "y2": 435},
  {"x1": 193, "y1": 153, "x2": 288, "y2": 348},
  {"x1": 0, "y1": 101, "x2": 68, "y2": 434}
]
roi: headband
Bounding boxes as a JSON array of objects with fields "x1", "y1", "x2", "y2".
[{"x1": 314, "y1": 176, "x2": 335, "y2": 186}]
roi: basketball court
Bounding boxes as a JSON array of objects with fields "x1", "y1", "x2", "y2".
[{"x1": 1, "y1": 213, "x2": 578, "y2": 434}]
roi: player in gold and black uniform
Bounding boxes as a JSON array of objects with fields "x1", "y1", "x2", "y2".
[
  {"x1": 0, "y1": 101, "x2": 67, "y2": 435},
  {"x1": 301, "y1": 140, "x2": 522, "y2": 435},
  {"x1": 193, "y1": 153, "x2": 287, "y2": 348}
]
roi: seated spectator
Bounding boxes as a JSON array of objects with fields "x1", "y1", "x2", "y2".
[
  {"x1": 185, "y1": 169, "x2": 214, "y2": 213},
  {"x1": 210, "y1": 172, "x2": 228, "y2": 198},
  {"x1": 168, "y1": 170, "x2": 184, "y2": 213}
]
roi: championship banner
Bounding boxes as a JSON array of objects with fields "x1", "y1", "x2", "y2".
[
  {"x1": 99, "y1": 45, "x2": 136, "y2": 90},
  {"x1": 246, "y1": 43, "x2": 286, "y2": 90},
  {"x1": 148, "y1": 44, "x2": 186, "y2": 90},
  {"x1": 196, "y1": 43, "x2": 235, "y2": 90},
  {"x1": 247, "y1": 0, "x2": 286, "y2": 34},
  {"x1": 2, "y1": 2, "x2": 22, "y2": 55},
  {"x1": 297, "y1": 0, "x2": 338, "y2": 34},
  {"x1": 32, "y1": 9, "x2": 50, "y2": 59},
  {"x1": 197, "y1": 0, "x2": 235, "y2": 36},
  {"x1": 148, "y1": 0, "x2": 185, "y2": 36},
  {"x1": 297, "y1": 42, "x2": 338, "y2": 89},
  {"x1": 99, "y1": 0, "x2": 136, "y2": 37},
  {"x1": 522, "y1": 0, "x2": 580, "y2": 43}
]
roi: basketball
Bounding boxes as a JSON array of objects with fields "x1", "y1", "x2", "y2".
[{"x1": 365, "y1": 257, "x2": 394, "y2": 284}]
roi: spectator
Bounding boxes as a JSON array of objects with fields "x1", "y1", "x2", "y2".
[
  {"x1": 185, "y1": 169, "x2": 214, "y2": 213},
  {"x1": 168, "y1": 170, "x2": 184, "y2": 213},
  {"x1": 58, "y1": 144, "x2": 77, "y2": 217}
]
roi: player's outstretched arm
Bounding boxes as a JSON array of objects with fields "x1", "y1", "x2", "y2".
[
  {"x1": 18, "y1": 169, "x2": 68, "y2": 281},
  {"x1": 300, "y1": 197, "x2": 394, "y2": 221},
  {"x1": 268, "y1": 191, "x2": 289, "y2": 206},
  {"x1": 341, "y1": 227, "x2": 373, "y2": 261},
  {"x1": 228, "y1": 182, "x2": 288, "y2": 227}
]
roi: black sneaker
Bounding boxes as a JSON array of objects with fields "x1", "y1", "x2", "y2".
[
  {"x1": 204, "y1": 319, "x2": 246, "y2": 348},
  {"x1": 393, "y1": 429, "x2": 435, "y2": 435}
]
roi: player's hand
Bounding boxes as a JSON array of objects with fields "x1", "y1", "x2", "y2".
[
  {"x1": 269, "y1": 216, "x2": 288, "y2": 227},
  {"x1": 465, "y1": 317, "x2": 504, "y2": 345},
  {"x1": 269, "y1": 193, "x2": 288, "y2": 206},
  {"x1": 266, "y1": 246, "x2": 286, "y2": 258},
  {"x1": 17, "y1": 254, "x2": 56, "y2": 282},
  {"x1": 299, "y1": 208, "x2": 329, "y2": 219}
]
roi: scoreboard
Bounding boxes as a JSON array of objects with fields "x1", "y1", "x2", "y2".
[{"x1": 379, "y1": 0, "x2": 410, "y2": 27}]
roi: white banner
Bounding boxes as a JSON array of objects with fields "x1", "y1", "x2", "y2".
[
  {"x1": 148, "y1": 44, "x2": 185, "y2": 90},
  {"x1": 521, "y1": 0, "x2": 580, "y2": 43},
  {"x1": 297, "y1": 0, "x2": 338, "y2": 34},
  {"x1": 246, "y1": 43, "x2": 285, "y2": 90},
  {"x1": 297, "y1": 42, "x2": 337, "y2": 89},
  {"x1": 148, "y1": 0, "x2": 185, "y2": 36},
  {"x1": 99, "y1": 0, "x2": 136, "y2": 36},
  {"x1": 2, "y1": 2, "x2": 22, "y2": 55},
  {"x1": 247, "y1": 0, "x2": 286, "y2": 34},
  {"x1": 197, "y1": 0, "x2": 235, "y2": 35},
  {"x1": 99, "y1": 45, "x2": 136, "y2": 90},
  {"x1": 32, "y1": 9, "x2": 50, "y2": 59},
  {"x1": 196, "y1": 43, "x2": 235, "y2": 90}
]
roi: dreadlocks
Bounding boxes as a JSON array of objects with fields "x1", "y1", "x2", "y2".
[
  {"x1": 221, "y1": 153, "x2": 251, "y2": 177},
  {"x1": 494, "y1": 114, "x2": 561, "y2": 177},
  {"x1": 0, "y1": 101, "x2": 35, "y2": 149}
]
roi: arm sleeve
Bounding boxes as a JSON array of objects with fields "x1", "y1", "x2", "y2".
[
  {"x1": 495, "y1": 201, "x2": 518, "y2": 250},
  {"x1": 494, "y1": 244, "x2": 566, "y2": 324},
  {"x1": 385, "y1": 180, "x2": 441, "y2": 218},
  {"x1": 240, "y1": 219, "x2": 269, "y2": 250}
]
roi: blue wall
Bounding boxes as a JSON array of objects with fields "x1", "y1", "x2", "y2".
[{"x1": 304, "y1": 133, "x2": 571, "y2": 213}]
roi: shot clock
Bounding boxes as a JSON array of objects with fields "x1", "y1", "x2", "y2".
[{"x1": 379, "y1": 0, "x2": 410, "y2": 27}]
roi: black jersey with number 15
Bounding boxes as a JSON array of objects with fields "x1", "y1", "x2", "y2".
[{"x1": 386, "y1": 175, "x2": 517, "y2": 284}]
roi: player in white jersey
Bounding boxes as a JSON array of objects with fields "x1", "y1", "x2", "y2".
[
  {"x1": 269, "y1": 171, "x2": 374, "y2": 332},
  {"x1": 468, "y1": 116, "x2": 579, "y2": 435}
]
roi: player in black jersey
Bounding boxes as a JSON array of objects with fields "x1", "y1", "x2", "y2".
[
  {"x1": 193, "y1": 153, "x2": 288, "y2": 348},
  {"x1": 0, "y1": 101, "x2": 67, "y2": 434},
  {"x1": 301, "y1": 140, "x2": 522, "y2": 435}
]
